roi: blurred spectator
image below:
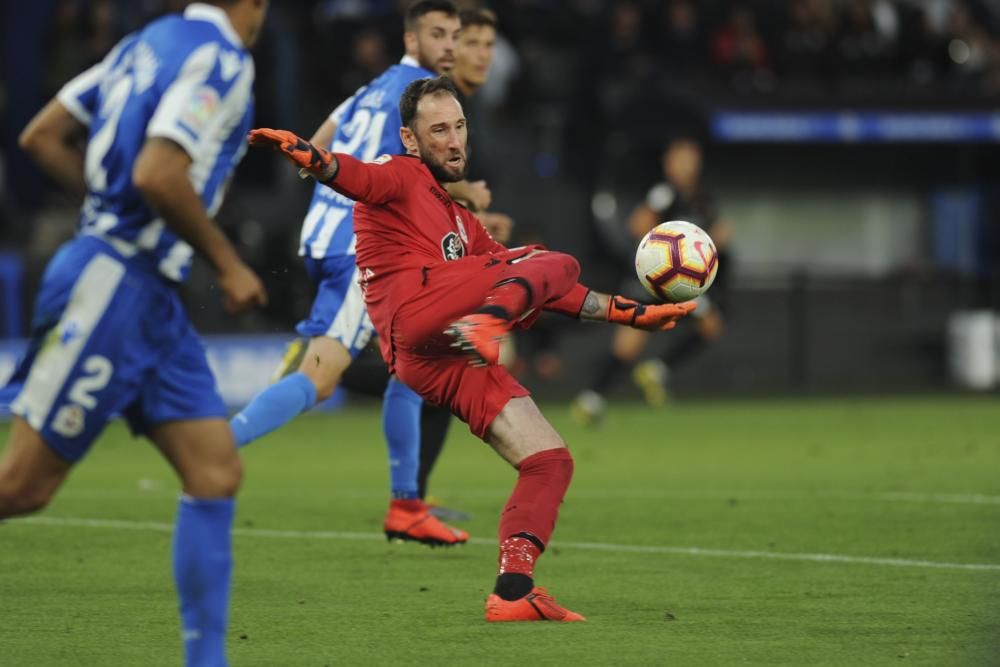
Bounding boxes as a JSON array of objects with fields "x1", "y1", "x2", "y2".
[
  {"x1": 711, "y1": 5, "x2": 770, "y2": 77},
  {"x1": 943, "y1": 1, "x2": 1000, "y2": 83},
  {"x1": 778, "y1": 0, "x2": 835, "y2": 81},
  {"x1": 571, "y1": 137, "x2": 732, "y2": 425},
  {"x1": 339, "y1": 28, "x2": 393, "y2": 95},
  {"x1": 834, "y1": 0, "x2": 898, "y2": 76},
  {"x1": 656, "y1": 0, "x2": 708, "y2": 74}
]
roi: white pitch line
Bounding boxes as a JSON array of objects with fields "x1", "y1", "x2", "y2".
[
  {"x1": 13, "y1": 516, "x2": 1000, "y2": 573},
  {"x1": 50, "y1": 487, "x2": 1000, "y2": 506}
]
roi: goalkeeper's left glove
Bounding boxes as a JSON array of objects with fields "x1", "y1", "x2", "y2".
[
  {"x1": 606, "y1": 296, "x2": 696, "y2": 331},
  {"x1": 247, "y1": 128, "x2": 337, "y2": 181}
]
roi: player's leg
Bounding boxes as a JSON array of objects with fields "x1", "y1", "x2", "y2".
[
  {"x1": 417, "y1": 401, "x2": 453, "y2": 500},
  {"x1": 381, "y1": 377, "x2": 468, "y2": 546},
  {"x1": 448, "y1": 250, "x2": 581, "y2": 366},
  {"x1": 483, "y1": 396, "x2": 583, "y2": 621},
  {"x1": 394, "y1": 348, "x2": 581, "y2": 620},
  {"x1": 572, "y1": 325, "x2": 651, "y2": 424},
  {"x1": 338, "y1": 342, "x2": 391, "y2": 397},
  {"x1": 150, "y1": 418, "x2": 240, "y2": 667},
  {"x1": 338, "y1": 340, "x2": 468, "y2": 535},
  {"x1": 0, "y1": 417, "x2": 72, "y2": 517},
  {"x1": 0, "y1": 240, "x2": 144, "y2": 515},
  {"x1": 136, "y1": 313, "x2": 246, "y2": 667},
  {"x1": 634, "y1": 297, "x2": 725, "y2": 405},
  {"x1": 230, "y1": 335, "x2": 350, "y2": 446},
  {"x1": 230, "y1": 256, "x2": 367, "y2": 447}
]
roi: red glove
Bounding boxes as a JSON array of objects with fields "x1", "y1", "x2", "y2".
[
  {"x1": 247, "y1": 128, "x2": 336, "y2": 181},
  {"x1": 606, "y1": 296, "x2": 696, "y2": 331}
]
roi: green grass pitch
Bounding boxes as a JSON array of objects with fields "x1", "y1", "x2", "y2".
[{"x1": 1, "y1": 396, "x2": 999, "y2": 666}]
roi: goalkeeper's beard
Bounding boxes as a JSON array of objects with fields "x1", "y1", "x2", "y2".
[{"x1": 421, "y1": 147, "x2": 467, "y2": 183}]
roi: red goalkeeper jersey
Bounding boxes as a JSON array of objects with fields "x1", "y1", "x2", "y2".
[
  {"x1": 322, "y1": 151, "x2": 590, "y2": 367},
  {"x1": 323, "y1": 153, "x2": 505, "y2": 317}
]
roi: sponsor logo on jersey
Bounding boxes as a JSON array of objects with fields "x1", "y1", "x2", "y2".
[
  {"x1": 180, "y1": 86, "x2": 221, "y2": 134},
  {"x1": 441, "y1": 232, "x2": 465, "y2": 261},
  {"x1": 373, "y1": 154, "x2": 392, "y2": 165}
]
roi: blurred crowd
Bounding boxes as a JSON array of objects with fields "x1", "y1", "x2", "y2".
[{"x1": 2, "y1": 0, "x2": 1000, "y2": 338}]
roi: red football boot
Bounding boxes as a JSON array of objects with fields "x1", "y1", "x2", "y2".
[
  {"x1": 485, "y1": 587, "x2": 586, "y2": 622},
  {"x1": 445, "y1": 313, "x2": 510, "y2": 367},
  {"x1": 383, "y1": 499, "x2": 468, "y2": 547}
]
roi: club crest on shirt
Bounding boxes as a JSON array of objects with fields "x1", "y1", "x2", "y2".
[
  {"x1": 441, "y1": 232, "x2": 465, "y2": 261},
  {"x1": 52, "y1": 404, "x2": 85, "y2": 438}
]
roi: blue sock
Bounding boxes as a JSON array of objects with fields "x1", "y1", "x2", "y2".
[
  {"x1": 174, "y1": 495, "x2": 235, "y2": 667},
  {"x1": 230, "y1": 372, "x2": 317, "y2": 447},
  {"x1": 382, "y1": 378, "x2": 422, "y2": 500}
]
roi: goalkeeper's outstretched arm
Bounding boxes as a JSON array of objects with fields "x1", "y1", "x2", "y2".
[{"x1": 543, "y1": 283, "x2": 696, "y2": 332}]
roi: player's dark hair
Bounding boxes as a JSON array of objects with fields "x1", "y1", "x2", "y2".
[
  {"x1": 459, "y1": 8, "x2": 497, "y2": 30},
  {"x1": 400, "y1": 76, "x2": 461, "y2": 129},
  {"x1": 404, "y1": 1, "x2": 458, "y2": 31}
]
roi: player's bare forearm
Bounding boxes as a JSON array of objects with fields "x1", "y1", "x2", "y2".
[
  {"x1": 550, "y1": 284, "x2": 694, "y2": 331},
  {"x1": 18, "y1": 98, "x2": 87, "y2": 196},
  {"x1": 133, "y1": 138, "x2": 241, "y2": 274},
  {"x1": 308, "y1": 118, "x2": 337, "y2": 150},
  {"x1": 579, "y1": 291, "x2": 610, "y2": 321}
]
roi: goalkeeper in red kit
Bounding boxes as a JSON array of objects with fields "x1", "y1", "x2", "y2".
[{"x1": 250, "y1": 76, "x2": 694, "y2": 622}]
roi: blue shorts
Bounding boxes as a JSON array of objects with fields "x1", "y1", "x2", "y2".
[
  {"x1": 297, "y1": 255, "x2": 375, "y2": 358},
  {"x1": 5, "y1": 236, "x2": 227, "y2": 463}
]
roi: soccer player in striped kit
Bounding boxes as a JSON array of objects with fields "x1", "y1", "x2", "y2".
[
  {"x1": 229, "y1": 1, "x2": 474, "y2": 546},
  {"x1": 1, "y1": 2, "x2": 269, "y2": 664}
]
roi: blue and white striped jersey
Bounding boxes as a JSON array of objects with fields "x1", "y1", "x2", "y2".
[
  {"x1": 57, "y1": 3, "x2": 255, "y2": 282},
  {"x1": 299, "y1": 56, "x2": 434, "y2": 260}
]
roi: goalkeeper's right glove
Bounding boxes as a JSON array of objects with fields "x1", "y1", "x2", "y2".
[
  {"x1": 247, "y1": 128, "x2": 337, "y2": 181},
  {"x1": 606, "y1": 296, "x2": 696, "y2": 331}
]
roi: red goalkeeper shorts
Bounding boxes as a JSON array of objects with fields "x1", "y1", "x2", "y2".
[{"x1": 386, "y1": 251, "x2": 536, "y2": 438}]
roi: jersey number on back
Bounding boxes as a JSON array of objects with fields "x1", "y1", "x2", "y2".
[
  {"x1": 332, "y1": 109, "x2": 388, "y2": 162},
  {"x1": 85, "y1": 75, "x2": 134, "y2": 193}
]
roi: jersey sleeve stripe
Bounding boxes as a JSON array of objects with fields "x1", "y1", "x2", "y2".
[{"x1": 56, "y1": 61, "x2": 108, "y2": 126}]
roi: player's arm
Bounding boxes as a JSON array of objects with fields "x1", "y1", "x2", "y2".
[
  {"x1": 309, "y1": 89, "x2": 356, "y2": 148},
  {"x1": 18, "y1": 98, "x2": 88, "y2": 196},
  {"x1": 309, "y1": 117, "x2": 337, "y2": 150},
  {"x1": 543, "y1": 284, "x2": 695, "y2": 331},
  {"x1": 248, "y1": 128, "x2": 406, "y2": 204},
  {"x1": 18, "y1": 52, "x2": 113, "y2": 197},
  {"x1": 133, "y1": 138, "x2": 265, "y2": 313}
]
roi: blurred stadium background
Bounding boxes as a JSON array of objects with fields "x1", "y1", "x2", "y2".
[
  {"x1": 3, "y1": 3, "x2": 1000, "y2": 665},
  {"x1": 4, "y1": 0, "x2": 1000, "y2": 402}
]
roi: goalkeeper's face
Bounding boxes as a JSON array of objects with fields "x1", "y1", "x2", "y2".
[{"x1": 408, "y1": 93, "x2": 468, "y2": 183}]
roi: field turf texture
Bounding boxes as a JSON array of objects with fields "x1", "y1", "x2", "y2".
[{"x1": 1, "y1": 396, "x2": 998, "y2": 666}]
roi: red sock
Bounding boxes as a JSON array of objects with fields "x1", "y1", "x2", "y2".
[
  {"x1": 498, "y1": 536, "x2": 541, "y2": 577},
  {"x1": 482, "y1": 253, "x2": 580, "y2": 320},
  {"x1": 497, "y1": 448, "x2": 574, "y2": 560}
]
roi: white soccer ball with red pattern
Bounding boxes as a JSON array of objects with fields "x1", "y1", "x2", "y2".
[{"x1": 635, "y1": 220, "x2": 719, "y2": 303}]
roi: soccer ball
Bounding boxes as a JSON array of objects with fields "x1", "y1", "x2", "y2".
[{"x1": 635, "y1": 220, "x2": 719, "y2": 303}]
